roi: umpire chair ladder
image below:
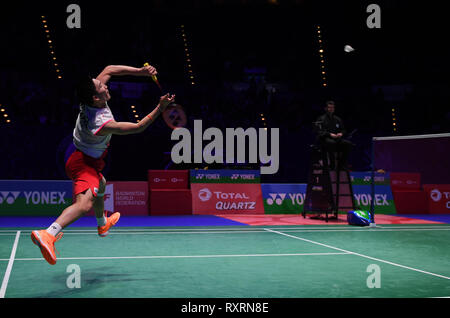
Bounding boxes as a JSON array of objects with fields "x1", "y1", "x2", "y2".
[{"x1": 303, "y1": 145, "x2": 356, "y2": 222}]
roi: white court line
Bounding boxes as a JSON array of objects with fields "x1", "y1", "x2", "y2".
[
  {"x1": 0, "y1": 226, "x2": 450, "y2": 236},
  {"x1": 59, "y1": 228, "x2": 450, "y2": 235},
  {"x1": 0, "y1": 231, "x2": 21, "y2": 298},
  {"x1": 2, "y1": 228, "x2": 450, "y2": 236},
  {"x1": 264, "y1": 228, "x2": 450, "y2": 281},
  {"x1": 0, "y1": 252, "x2": 350, "y2": 262}
]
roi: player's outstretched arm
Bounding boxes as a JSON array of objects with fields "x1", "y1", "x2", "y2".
[
  {"x1": 96, "y1": 64, "x2": 157, "y2": 84},
  {"x1": 97, "y1": 93, "x2": 175, "y2": 136}
]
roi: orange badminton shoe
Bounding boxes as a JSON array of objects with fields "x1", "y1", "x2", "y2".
[
  {"x1": 98, "y1": 211, "x2": 121, "y2": 237},
  {"x1": 31, "y1": 230, "x2": 63, "y2": 265}
]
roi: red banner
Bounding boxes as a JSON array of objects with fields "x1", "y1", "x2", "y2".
[
  {"x1": 148, "y1": 170, "x2": 189, "y2": 189},
  {"x1": 88, "y1": 181, "x2": 149, "y2": 216},
  {"x1": 191, "y1": 183, "x2": 264, "y2": 214},
  {"x1": 390, "y1": 172, "x2": 421, "y2": 190},
  {"x1": 423, "y1": 184, "x2": 450, "y2": 214}
]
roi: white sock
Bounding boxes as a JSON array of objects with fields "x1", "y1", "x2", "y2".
[
  {"x1": 46, "y1": 223, "x2": 62, "y2": 237},
  {"x1": 97, "y1": 214, "x2": 107, "y2": 227}
]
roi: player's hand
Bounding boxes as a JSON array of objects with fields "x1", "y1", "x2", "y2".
[
  {"x1": 336, "y1": 133, "x2": 343, "y2": 138},
  {"x1": 142, "y1": 64, "x2": 158, "y2": 77},
  {"x1": 158, "y1": 93, "x2": 176, "y2": 112}
]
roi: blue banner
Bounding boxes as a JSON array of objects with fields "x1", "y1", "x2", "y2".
[
  {"x1": 190, "y1": 169, "x2": 260, "y2": 183},
  {"x1": 261, "y1": 184, "x2": 307, "y2": 214},
  {"x1": 0, "y1": 180, "x2": 73, "y2": 215},
  {"x1": 352, "y1": 185, "x2": 396, "y2": 214}
]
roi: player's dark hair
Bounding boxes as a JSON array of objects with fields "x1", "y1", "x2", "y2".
[
  {"x1": 325, "y1": 100, "x2": 335, "y2": 107},
  {"x1": 76, "y1": 75, "x2": 97, "y2": 106}
]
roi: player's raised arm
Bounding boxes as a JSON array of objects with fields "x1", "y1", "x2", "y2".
[
  {"x1": 97, "y1": 93, "x2": 175, "y2": 136},
  {"x1": 96, "y1": 64, "x2": 158, "y2": 84}
]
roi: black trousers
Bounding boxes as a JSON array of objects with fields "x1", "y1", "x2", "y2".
[{"x1": 320, "y1": 137, "x2": 353, "y2": 168}]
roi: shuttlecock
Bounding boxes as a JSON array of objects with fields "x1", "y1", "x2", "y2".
[{"x1": 344, "y1": 45, "x2": 355, "y2": 53}]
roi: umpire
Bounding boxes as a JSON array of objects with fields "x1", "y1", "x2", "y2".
[{"x1": 314, "y1": 100, "x2": 353, "y2": 170}]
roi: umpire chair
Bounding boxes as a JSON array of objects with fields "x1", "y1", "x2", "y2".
[{"x1": 303, "y1": 122, "x2": 356, "y2": 222}]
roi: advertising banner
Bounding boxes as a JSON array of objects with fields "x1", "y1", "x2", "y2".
[
  {"x1": 98, "y1": 181, "x2": 148, "y2": 216},
  {"x1": 350, "y1": 172, "x2": 391, "y2": 186},
  {"x1": 86, "y1": 181, "x2": 148, "y2": 216},
  {"x1": 261, "y1": 184, "x2": 307, "y2": 214},
  {"x1": 0, "y1": 180, "x2": 73, "y2": 216},
  {"x1": 351, "y1": 185, "x2": 396, "y2": 214},
  {"x1": 390, "y1": 172, "x2": 421, "y2": 190},
  {"x1": 190, "y1": 169, "x2": 260, "y2": 184},
  {"x1": 349, "y1": 172, "x2": 396, "y2": 214},
  {"x1": 191, "y1": 183, "x2": 264, "y2": 214},
  {"x1": 148, "y1": 170, "x2": 189, "y2": 189},
  {"x1": 423, "y1": 184, "x2": 450, "y2": 214}
]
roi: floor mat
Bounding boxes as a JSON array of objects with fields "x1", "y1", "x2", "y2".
[
  {"x1": 393, "y1": 214, "x2": 450, "y2": 224},
  {"x1": 215, "y1": 214, "x2": 445, "y2": 226}
]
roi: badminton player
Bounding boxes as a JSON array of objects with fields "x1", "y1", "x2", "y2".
[{"x1": 31, "y1": 64, "x2": 176, "y2": 265}]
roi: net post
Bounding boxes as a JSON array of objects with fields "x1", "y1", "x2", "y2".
[{"x1": 369, "y1": 137, "x2": 376, "y2": 227}]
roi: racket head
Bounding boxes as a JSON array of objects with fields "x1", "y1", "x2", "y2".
[{"x1": 162, "y1": 103, "x2": 187, "y2": 129}]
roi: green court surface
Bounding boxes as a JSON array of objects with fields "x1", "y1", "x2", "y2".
[{"x1": 1, "y1": 224, "x2": 449, "y2": 298}]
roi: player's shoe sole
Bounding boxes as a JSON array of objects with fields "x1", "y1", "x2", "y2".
[
  {"x1": 31, "y1": 230, "x2": 62, "y2": 265},
  {"x1": 98, "y1": 212, "x2": 121, "y2": 237}
]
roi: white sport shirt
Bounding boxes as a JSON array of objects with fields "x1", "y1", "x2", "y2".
[{"x1": 73, "y1": 102, "x2": 114, "y2": 158}]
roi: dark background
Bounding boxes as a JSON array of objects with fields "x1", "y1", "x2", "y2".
[{"x1": 1, "y1": 0, "x2": 449, "y2": 183}]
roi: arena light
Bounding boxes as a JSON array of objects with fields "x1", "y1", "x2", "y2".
[
  {"x1": 41, "y1": 16, "x2": 62, "y2": 80},
  {"x1": 316, "y1": 24, "x2": 327, "y2": 88},
  {"x1": 130, "y1": 105, "x2": 141, "y2": 122},
  {"x1": 181, "y1": 24, "x2": 196, "y2": 86},
  {"x1": 0, "y1": 103, "x2": 11, "y2": 124},
  {"x1": 392, "y1": 107, "x2": 397, "y2": 133}
]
